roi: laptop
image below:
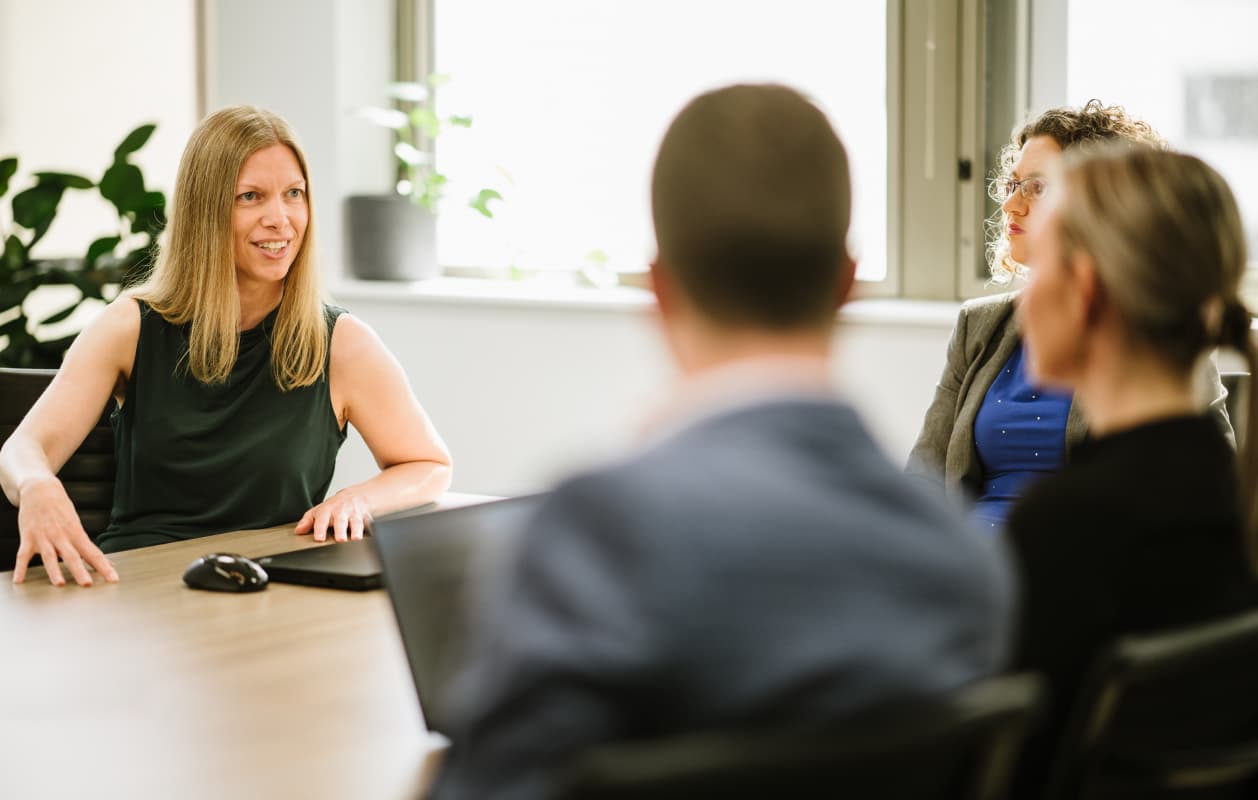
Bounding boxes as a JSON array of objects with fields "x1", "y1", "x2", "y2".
[
  {"x1": 256, "y1": 504, "x2": 440, "y2": 590},
  {"x1": 370, "y1": 494, "x2": 544, "y2": 734}
]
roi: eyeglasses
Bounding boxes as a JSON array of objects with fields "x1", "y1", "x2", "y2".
[{"x1": 988, "y1": 176, "x2": 1049, "y2": 202}]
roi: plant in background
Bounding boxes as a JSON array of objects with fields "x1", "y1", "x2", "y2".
[
  {"x1": 356, "y1": 74, "x2": 503, "y2": 218},
  {"x1": 0, "y1": 123, "x2": 165, "y2": 367}
]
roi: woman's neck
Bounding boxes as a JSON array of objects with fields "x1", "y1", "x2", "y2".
[
  {"x1": 238, "y1": 283, "x2": 283, "y2": 330},
  {"x1": 1074, "y1": 342, "x2": 1197, "y2": 437}
]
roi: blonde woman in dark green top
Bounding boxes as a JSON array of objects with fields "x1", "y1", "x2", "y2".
[{"x1": 0, "y1": 106, "x2": 452, "y2": 587}]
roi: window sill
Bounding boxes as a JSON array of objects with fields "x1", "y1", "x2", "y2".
[
  {"x1": 329, "y1": 276, "x2": 962, "y2": 327},
  {"x1": 331, "y1": 276, "x2": 655, "y2": 313}
]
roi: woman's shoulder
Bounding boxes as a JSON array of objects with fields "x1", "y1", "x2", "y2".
[
  {"x1": 327, "y1": 310, "x2": 386, "y2": 361},
  {"x1": 97, "y1": 293, "x2": 144, "y2": 337},
  {"x1": 959, "y1": 289, "x2": 1019, "y2": 318},
  {"x1": 951, "y1": 289, "x2": 1020, "y2": 344}
]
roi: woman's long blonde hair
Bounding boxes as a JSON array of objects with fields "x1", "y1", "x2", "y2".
[
  {"x1": 986, "y1": 100, "x2": 1166, "y2": 283},
  {"x1": 129, "y1": 105, "x2": 327, "y2": 390},
  {"x1": 1059, "y1": 146, "x2": 1258, "y2": 569}
]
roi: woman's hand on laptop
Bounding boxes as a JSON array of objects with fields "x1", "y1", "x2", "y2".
[{"x1": 294, "y1": 489, "x2": 373, "y2": 543}]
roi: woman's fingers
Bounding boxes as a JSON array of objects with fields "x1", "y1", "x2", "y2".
[
  {"x1": 39, "y1": 543, "x2": 65, "y2": 587},
  {"x1": 81, "y1": 542, "x2": 118, "y2": 582}
]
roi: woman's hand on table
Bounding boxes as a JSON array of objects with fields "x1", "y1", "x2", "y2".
[{"x1": 13, "y1": 477, "x2": 118, "y2": 587}]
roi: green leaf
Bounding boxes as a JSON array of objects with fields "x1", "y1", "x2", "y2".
[
  {"x1": 0, "y1": 280, "x2": 29, "y2": 311},
  {"x1": 128, "y1": 191, "x2": 166, "y2": 237},
  {"x1": 33, "y1": 171, "x2": 93, "y2": 189},
  {"x1": 0, "y1": 315, "x2": 29, "y2": 336},
  {"x1": 38, "y1": 302, "x2": 80, "y2": 326},
  {"x1": 0, "y1": 157, "x2": 17, "y2": 199},
  {"x1": 86, "y1": 235, "x2": 122, "y2": 268},
  {"x1": 447, "y1": 115, "x2": 473, "y2": 128},
  {"x1": 4, "y1": 235, "x2": 26, "y2": 271},
  {"x1": 11, "y1": 183, "x2": 66, "y2": 245},
  {"x1": 114, "y1": 123, "x2": 156, "y2": 161},
  {"x1": 99, "y1": 161, "x2": 145, "y2": 216},
  {"x1": 410, "y1": 107, "x2": 441, "y2": 139},
  {"x1": 469, "y1": 188, "x2": 503, "y2": 219}
]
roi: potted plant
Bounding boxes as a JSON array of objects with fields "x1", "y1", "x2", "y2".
[
  {"x1": 346, "y1": 75, "x2": 502, "y2": 281},
  {"x1": 0, "y1": 124, "x2": 165, "y2": 367}
]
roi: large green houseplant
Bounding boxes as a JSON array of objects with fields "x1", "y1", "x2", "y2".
[{"x1": 0, "y1": 124, "x2": 166, "y2": 367}]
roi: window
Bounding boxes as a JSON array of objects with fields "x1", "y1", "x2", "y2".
[
  {"x1": 1062, "y1": 0, "x2": 1258, "y2": 262},
  {"x1": 431, "y1": 1, "x2": 889, "y2": 283}
]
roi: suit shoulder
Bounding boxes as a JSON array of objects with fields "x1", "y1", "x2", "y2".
[{"x1": 959, "y1": 289, "x2": 1018, "y2": 318}]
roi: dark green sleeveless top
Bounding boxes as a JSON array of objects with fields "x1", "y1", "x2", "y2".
[{"x1": 97, "y1": 301, "x2": 348, "y2": 553}]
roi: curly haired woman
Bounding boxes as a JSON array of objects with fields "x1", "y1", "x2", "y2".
[{"x1": 906, "y1": 100, "x2": 1233, "y2": 530}]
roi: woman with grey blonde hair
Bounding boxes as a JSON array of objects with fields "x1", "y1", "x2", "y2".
[
  {"x1": 1007, "y1": 146, "x2": 1258, "y2": 792},
  {"x1": 0, "y1": 106, "x2": 452, "y2": 586},
  {"x1": 907, "y1": 100, "x2": 1233, "y2": 529}
]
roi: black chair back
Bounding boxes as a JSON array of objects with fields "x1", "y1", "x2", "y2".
[
  {"x1": 559, "y1": 674, "x2": 1043, "y2": 800},
  {"x1": 1044, "y1": 608, "x2": 1258, "y2": 799},
  {"x1": 0, "y1": 368, "x2": 116, "y2": 571}
]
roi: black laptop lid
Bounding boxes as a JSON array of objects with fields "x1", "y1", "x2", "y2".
[
  {"x1": 256, "y1": 539, "x2": 383, "y2": 591},
  {"x1": 371, "y1": 495, "x2": 543, "y2": 734}
]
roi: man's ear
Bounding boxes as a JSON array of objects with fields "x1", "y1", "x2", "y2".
[
  {"x1": 649, "y1": 259, "x2": 673, "y2": 317},
  {"x1": 835, "y1": 254, "x2": 857, "y2": 309}
]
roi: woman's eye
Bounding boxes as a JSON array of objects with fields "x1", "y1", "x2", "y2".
[
  {"x1": 237, "y1": 191, "x2": 257, "y2": 202},
  {"x1": 287, "y1": 188, "x2": 305, "y2": 199}
]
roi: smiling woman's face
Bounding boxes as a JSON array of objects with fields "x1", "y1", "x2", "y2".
[
  {"x1": 1001, "y1": 135, "x2": 1062, "y2": 267},
  {"x1": 231, "y1": 144, "x2": 309, "y2": 291}
]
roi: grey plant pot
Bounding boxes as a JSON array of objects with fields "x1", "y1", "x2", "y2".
[{"x1": 345, "y1": 194, "x2": 439, "y2": 281}]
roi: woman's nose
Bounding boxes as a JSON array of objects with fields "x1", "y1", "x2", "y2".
[
  {"x1": 261, "y1": 196, "x2": 288, "y2": 228},
  {"x1": 1002, "y1": 189, "x2": 1026, "y2": 217}
]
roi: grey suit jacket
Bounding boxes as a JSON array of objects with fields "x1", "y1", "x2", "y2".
[
  {"x1": 433, "y1": 398, "x2": 1015, "y2": 800},
  {"x1": 906, "y1": 291, "x2": 1234, "y2": 501}
]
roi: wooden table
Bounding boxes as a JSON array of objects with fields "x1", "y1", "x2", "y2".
[{"x1": 0, "y1": 493, "x2": 489, "y2": 799}]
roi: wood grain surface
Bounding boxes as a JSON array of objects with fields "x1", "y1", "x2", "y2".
[{"x1": 0, "y1": 493, "x2": 491, "y2": 800}]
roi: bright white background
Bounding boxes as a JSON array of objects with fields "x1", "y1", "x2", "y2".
[
  {"x1": 1066, "y1": 0, "x2": 1258, "y2": 253},
  {"x1": 433, "y1": 0, "x2": 888, "y2": 281}
]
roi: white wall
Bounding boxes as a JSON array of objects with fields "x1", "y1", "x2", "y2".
[
  {"x1": 325, "y1": 287, "x2": 957, "y2": 496},
  {"x1": 0, "y1": 0, "x2": 197, "y2": 258}
]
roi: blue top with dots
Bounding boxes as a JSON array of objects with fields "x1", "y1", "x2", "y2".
[{"x1": 972, "y1": 340, "x2": 1072, "y2": 531}]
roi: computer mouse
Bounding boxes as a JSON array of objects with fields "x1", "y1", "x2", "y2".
[{"x1": 183, "y1": 553, "x2": 269, "y2": 592}]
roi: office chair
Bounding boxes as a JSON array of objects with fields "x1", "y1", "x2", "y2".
[
  {"x1": 558, "y1": 673, "x2": 1043, "y2": 800},
  {"x1": 1043, "y1": 608, "x2": 1258, "y2": 800},
  {"x1": 0, "y1": 368, "x2": 116, "y2": 571},
  {"x1": 1221, "y1": 371, "x2": 1249, "y2": 450}
]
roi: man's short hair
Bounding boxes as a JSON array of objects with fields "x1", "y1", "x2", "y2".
[{"x1": 651, "y1": 84, "x2": 852, "y2": 329}]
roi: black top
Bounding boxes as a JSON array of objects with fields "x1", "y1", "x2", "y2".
[
  {"x1": 1007, "y1": 414, "x2": 1256, "y2": 789},
  {"x1": 96, "y1": 301, "x2": 347, "y2": 553}
]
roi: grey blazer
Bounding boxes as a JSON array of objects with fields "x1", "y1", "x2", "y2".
[
  {"x1": 906, "y1": 291, "x2": 1234, "y2": 501},
  {"x1": 434, "y1": 398, "x2": 1015, "y2": 800}
]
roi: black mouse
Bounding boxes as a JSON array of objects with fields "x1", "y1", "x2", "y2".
[{"x1": 183, "y1": 553, "x2": 269, "y2": 592}]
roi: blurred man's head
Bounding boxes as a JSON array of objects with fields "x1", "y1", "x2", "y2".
[{"x1": 650, "y1": 84, "x2": 853, "y2": 364}]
